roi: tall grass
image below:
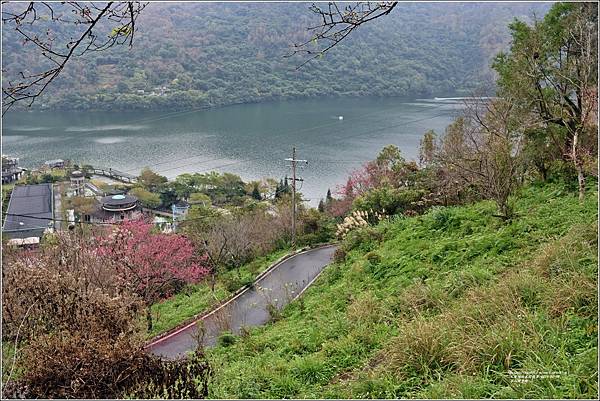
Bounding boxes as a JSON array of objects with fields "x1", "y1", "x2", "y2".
[{"x1": 205, "y1": 182, "x2": 597, "y2": 399}]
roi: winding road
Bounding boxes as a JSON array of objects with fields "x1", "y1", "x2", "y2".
[{"x1": 147, "y1": 245, "x2": 336, "y2": 359}]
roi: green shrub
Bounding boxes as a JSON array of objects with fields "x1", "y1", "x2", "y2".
[
  {"x1": 333, "y1": 248, "x2": 347, "y2": 264},
  {"x1": 298, "y1": 209, "x2": 335, "y2": 246},
  {"x1": 346, "y1": 291, "x2": 385, "y2": 325},
  {"x1": 391, "y1": 281, "x2": 448, "y2": 319},
  {"x1": 353, "y1": 186, "x2": 425, "y2": 216},
  {"x1": 217, "y1": 331, "x2": 237, "y2": 347},
  {"x1": 291, "y1": 356, "x2": 333, "y2": 385},
  {"x1": 429, "y1": 207, "x2": 460, "y2": 231},
  {"x1": 266, "y1": 303, "x2": 282, "y2": 322},
  {"x1": 342, "y1": 226, "x2": 383, "y2": 253},
  {"x1": 269, "y1": 375, "x2": 301, "y2": 398},
  {"x1": 221, "y1": 274, "x2": 253, "y2": 293},
  {"x1": 365, "y1": 251, "x2": 382, "y2": 265}
]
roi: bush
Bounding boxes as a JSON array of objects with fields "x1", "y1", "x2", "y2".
[
  {"x1": 298, "y1": 209, "x2": 335, "y2": 246},
  {"x1": 365, "y1": 251, "x2": 382, "y2": 265},
  {"x1": 129, "y1": 187, "x2": 161, "y2": 209},
  {"x1": 342, "y1": 226, "x2": 383, "y2": 253},
  {"x1": 2, "y1": 234, "x2": 212, "y2": 399},
  {"x1": 429, "y1": 207, "x2": 460, "y2": 231},
  {"x1": 217, "y1": 331, "x2": 237, "y2": 348},
  {"x1": 333, "y1": 248, "x2": 347, "y2": 264},
  {"x1": 39, "y1": 173, "x2": 56, "y2": 183},
  {"x1": 353, "y1": 186, "x2": 426, "y2": 216},
  {"x1": 347, "y1": 291, "x2": 385, "y2": 325},
  {"x1": 390, "y1": 281, "x2": 448, "y2": 319},
  {"x1": 291, "y1": 356, "x2": 333, "y2": 385},
  {"x1": 222, "y1": 274, "x2": 253, "y2": 293}
]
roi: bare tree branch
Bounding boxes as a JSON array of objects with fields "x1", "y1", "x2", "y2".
[
  {"x1": 2, "y1": 1, "x2": 147, "y2": 115},
  {"x1": 287, "y1": 1, "x2": 398, "y2": 68},
  {"x1": 2, "y1": 301, "x2": 38, "y2": 398}
]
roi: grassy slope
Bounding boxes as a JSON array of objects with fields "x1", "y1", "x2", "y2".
[
  {"x1": 206, "y1": 182, "x2": 598, "y2": 399},
  {"x1": 148, "y1": 248, "x2": 290, "y2": 338}
]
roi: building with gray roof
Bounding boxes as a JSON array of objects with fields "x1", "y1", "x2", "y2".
[{"x1": 2, "y1": 183, "x2": 53, "y2": 239}]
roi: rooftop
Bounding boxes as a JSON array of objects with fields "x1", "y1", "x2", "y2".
[
  {"x1": 2, "y1": 183, "x2": 53, "y2": 239},
  {"x1": 100, "y1": 194, "x2": 138, "y2": 211},
  {"x1": 173, "y1": 200, "x2": 190, "y2": 208}
]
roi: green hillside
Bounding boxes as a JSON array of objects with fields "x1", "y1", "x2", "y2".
[
  {"x1": 205, "y1": 181, "x2": 598, "y2": 399},
  {"x1": 2, "y1": 2, "x2": 550, "y2": 111}
]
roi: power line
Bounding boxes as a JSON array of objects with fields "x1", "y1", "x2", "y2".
[
  {"x1": 306, "y1": 110, "x2": 453, "y2": 151},
  {"x1": 2, "y1": 212, "x2": 120, "y2": 226},
  {"x1": 218, "y1": 111, "x2": 450, "y2": 192},
  {"x1": 148, "y1": 107, "x2": 453, "y2": 203},
  {"x1": 116, "y1": 104, "x2": 401, "y2": 175},
  {"x1": 15, "y1": 101, "x2": 458, "y2": 223},
  {"x1": 123, "y1": 155, "x2": 228, "y2": 175},
  {"x1": 284, "y1": 147, "x2": 308, "y2": 247},
  {"x1": 309, "y1": 159, "x2": 366, "y2": 164},
  {"x1": 2, "y1": 207, "x2": 245, "y2": 228},
  {"x1": 267, "y1": 101, "x2": 452, "y2": 158},
  {"x1": 157, "y1": 157, "x2": 264, "y2": 176},
  {"x1": 113, "y1": 100, "x2": 446, "y2": 176}
]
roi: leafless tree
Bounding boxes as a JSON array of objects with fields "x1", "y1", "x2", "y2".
[
  {"x1": 197, "y1": 210, "x2": 287, "y2": 294},
  {"x1": 2, "y1": 1, "x2": 147, "y2": 114},
  {"x1": 289, "y1": 1, "x2": 397, "y2": 68},
  {"x1": 199, "y1": 222, "x2": 230, "y2": 294},
  {"x1": 436, "y1": 98, "x2": 535, "y2": 219}
]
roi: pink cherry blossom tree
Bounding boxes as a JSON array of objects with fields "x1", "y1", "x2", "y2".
[
  {"x1": 330, "y1": 145, "x2": 418, "y2": 217},
  {"x1": 96, "y1": 219, "x2": 209, "y2": 331}
]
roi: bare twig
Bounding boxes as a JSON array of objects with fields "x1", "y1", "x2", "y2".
[
  {"x1": 2, "y1": 301, "x2": 38, "y2": 397},
  {"x1": 288, "y1": 1, "x2": 398, "y2": 68},
  {"x1": 2, "y1": 1, "x2": 147, "y2": 114}
]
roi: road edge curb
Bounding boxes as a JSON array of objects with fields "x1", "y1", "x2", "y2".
[{"x1": 145, "y1": 242, "x2": 337, "y2": 348}]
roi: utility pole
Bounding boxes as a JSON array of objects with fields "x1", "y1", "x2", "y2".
[{"x1": 285, "y1": 147, "x2": 307, "y2": 248}]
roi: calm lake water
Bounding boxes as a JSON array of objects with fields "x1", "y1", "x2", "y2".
[{"x1": 2, "y1": 97, "x2": 463, "y2": 204}]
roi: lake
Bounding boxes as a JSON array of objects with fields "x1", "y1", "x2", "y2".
[{"x1": 2, "y1": 97, "x2": 463, "y2": 204}]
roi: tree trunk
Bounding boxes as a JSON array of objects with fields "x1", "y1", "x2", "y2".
[
  {"x1": 210, "y1": 272, "x2": 216, "y2": 293},
  {"x1": 572, "y1": 129, "x2": 586, "y2": 201},
  {"x1": 577, "y1": 167, "x2": 585, "y2": 201},
  {"x1": 146, "y1": 306, "x2": 153, "y2": 332},
  {"x1": 539, "y1": 163, "x2": 548, "y2": 181}
]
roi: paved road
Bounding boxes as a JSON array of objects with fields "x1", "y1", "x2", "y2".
[{"x1": 147, "y1": 245, "x2": 336, "y2": 359}]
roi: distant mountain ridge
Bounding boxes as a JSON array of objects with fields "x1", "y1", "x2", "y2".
[{"x1": 1, "y1": 2, "x2": 551, "y2": 111}]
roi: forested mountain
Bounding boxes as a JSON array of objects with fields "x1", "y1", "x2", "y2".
[{"x1": 2, "y1": 2, "x2": 550, "y2": 111}]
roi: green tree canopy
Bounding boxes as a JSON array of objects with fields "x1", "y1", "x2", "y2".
[
  {"x1": 138, "y1": 168, "x2": 168, "y2": 191},
  {"x1": 130, "y1": 187, "x2": 161, "y2": 209},
  {"x1": 492, "y1": 2, "x2": 598, "y2": 199}
]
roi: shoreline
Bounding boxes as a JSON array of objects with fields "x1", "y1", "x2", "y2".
[{"x1": 6, "y1": 91, "x2": 475, "y2": 114}]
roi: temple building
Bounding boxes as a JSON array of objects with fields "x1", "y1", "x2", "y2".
[{"x1": 89, "y1": 194, "x2": 141, "y2": 223}]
